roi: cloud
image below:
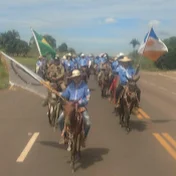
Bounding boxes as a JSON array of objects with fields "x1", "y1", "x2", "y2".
[
  {"x1": 157, "y1": 30, "x2": 170, "y2": 37},
  {"x1": 0, "y1": 0, "x2": 176, "y2": 54},
  {"x1": 104, "y1": 17, "x2": 117, "y2": 24},
  {"x1": 148, "y1": 20, "x2": 160, "y2": 27}
]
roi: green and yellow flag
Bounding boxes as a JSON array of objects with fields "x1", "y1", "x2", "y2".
[{"x1": 31, "y1": 28, "x2": 56, "y2": 58}]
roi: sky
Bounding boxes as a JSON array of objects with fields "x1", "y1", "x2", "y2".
[{"x1": 0, "y1": 0, "x2": 176, "y2": 55}]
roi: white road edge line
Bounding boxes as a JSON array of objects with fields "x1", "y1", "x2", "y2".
[
  {"x1": 158, "y1": 87, "x2": 167, "y2": 91},
  {"x1": 16, "y1": 132, "x2": 39, "y2": 163},
  {"x1": 172, "y1": 92, "x2": 176, "y2": 96}
]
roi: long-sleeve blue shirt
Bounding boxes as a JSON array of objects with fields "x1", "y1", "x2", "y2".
[{"x1": 61, "y1": 81, "x2": 90, "y2": 107}]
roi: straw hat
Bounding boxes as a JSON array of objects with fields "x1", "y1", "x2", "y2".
[
  {"x1": 114, "y1": 57, "x2": 118, "y2": 60},
  {"x1": 69, "y1": 69, "x2": 81, "y2": 78},
  {"x1": 119, "y1": 56, "x2": 132, "y2": 62},
  {"x1": 117, "y1": 52, "x2": 124, "y2": 59},
  {"x1": 63, "y1": 55, "x2": 66, "y2": 59},
  {"x1": 67, "y1": 53, "x2": 72, "y2": 57}
]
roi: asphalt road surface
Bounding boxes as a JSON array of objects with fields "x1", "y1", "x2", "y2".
[{"x1": 0, "y1": 72, "x2": 176, "y2": 176}]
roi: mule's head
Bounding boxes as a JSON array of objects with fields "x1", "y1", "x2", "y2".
[{"x1": 126, "y1": 75, "x2": 140, "y2": 100}]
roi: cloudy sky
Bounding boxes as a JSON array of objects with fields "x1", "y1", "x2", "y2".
[{"x1": 0, "y1": 0, "x2": 175, "y2": 55}]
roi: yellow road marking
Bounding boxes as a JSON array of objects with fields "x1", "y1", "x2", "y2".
[
  {"x1": 16, "y1": 132, "x2": 39, "y2": 162},
  {"x1": 162, "y1": 133, "x2": 176, "y2": 149},
  {"x1": 153, "y1": 133, "x2": 176, "y2": 160},
  {"x1": 137, "y1": 114, "x2": 143, "y2": 119},
  {"x1": 137, "y1": 108, "x2": 150, "y2": 119}
]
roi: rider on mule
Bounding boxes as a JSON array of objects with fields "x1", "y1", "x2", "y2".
[
  {"x1": 115, "y1": 56, "x2": 141, "y2": 108},
  {"x1": 42, "y1": 55, "x2": 66, "y2": 106},
  {"x1": 78, "y1": 53, "x2": 88, "y2": 68},
  {"x1": 63, "y1": 53, "x2": 75, "y2": 73},
  {"x1": 97, "y1": 53, "x2": 108, "y2": 82},
  {"x1": 58, "y1": 69, "x2": 91, "y2": 148}
]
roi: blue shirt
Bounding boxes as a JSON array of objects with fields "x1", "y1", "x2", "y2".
[
  {"x1": 111, "y1": 60, "x2": 119, "y2": 72},
  {"x1": 99, "y1": 57, "x2": 106, "y2": 64},
  {"x1": 61, "y1": 81, "x2": 90, "y2": 106},
  {"x1": 79, "y1": 58, "x2": 88, "y2": 68},
  {"x1": 116, "y1": 65, "x2": 135, "y2": 85},
  {"x1": 64, "y1": 59, "x2": 75, "y2": 72}
]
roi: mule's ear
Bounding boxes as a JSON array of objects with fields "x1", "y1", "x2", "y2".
[{"x1": 134, "y1": 75, "x2": 140, "y2": 82}]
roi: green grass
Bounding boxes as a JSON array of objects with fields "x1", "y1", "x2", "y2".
[
  {"x1": 14, "y1": 56, "x2": 37, "y2": 70},
  {"x1": 0, "y1": 56, "x2": 37, "y2": 90},
  {"x1": 0, "y1": 61, "x2": 9, "y2": 89}
]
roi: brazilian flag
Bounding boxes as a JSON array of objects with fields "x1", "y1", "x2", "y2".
[{"x1": 32, "y1": 28, "x2": 56, "y2": 58}]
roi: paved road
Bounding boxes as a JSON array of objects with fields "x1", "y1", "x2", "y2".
[{"x1": 0, "y1": 72, "x2": 176, "y2": 176}]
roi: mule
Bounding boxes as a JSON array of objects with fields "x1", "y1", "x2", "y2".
[
  {"x1": 61, "y1": 100, "x2": 85, "y2": 173},
  {"x1": 116, "y1": 75, "x2": 140, "y2": 132},
  {"x1": 100, "y1": 70, "x2": 111, "y2": 97},
  {"x1": 47, "y1": 83, "x2": 62, "y2": 131}
]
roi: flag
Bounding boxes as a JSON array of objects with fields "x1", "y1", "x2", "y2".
[
  {"x1": 31, "y1": 28, "x2": 56, "y2": 58},
  {"x1": 138, "y1": 27, "x2": 168, "y2": 61}
]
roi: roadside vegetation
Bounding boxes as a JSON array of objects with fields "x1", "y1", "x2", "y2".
[
  {"x1": 0, "y1": 29, "x2": 176, "y2": 89},
  {"x1": 129, "y1": 37, "x2": 176, "y2": 71},
  {"x1": 0, "y1": 59, "x2": 9, "y2": 89}
]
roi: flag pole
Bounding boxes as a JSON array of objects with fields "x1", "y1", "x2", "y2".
[{"x1": 30, "y1": 27, "x2": 42, "y2": 56}]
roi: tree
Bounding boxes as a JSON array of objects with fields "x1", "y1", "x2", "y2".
[
  {"x1": 155, "y1": 36, "x2": 176, "y2": 70},
  {"x1": 68, "y1": 47, "x2": 76, "y2": 54},
  {"x1": 0, "y1": 30, "x2": 30, "y2": 56},
  {"x1": 58, "y1": 43, "x2": 68, "y2": 52},
  {"x1": 130, "y1": 38, "x2": 140, "y2": 50}
]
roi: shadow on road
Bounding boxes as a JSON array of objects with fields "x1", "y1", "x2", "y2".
[
  {"x1": 39, "y1": 141, "x2": 66, "y2": 150},
  {"x1": 130, "y1": 120, "x2": 148, "y2": 132},
  {"x1": 75, "y1": 147, "x2": 109, "y2": 171},
  {"x1": 151, "y1": 119, "x2": 176, "y2": 123},
  {"x1": 39, "y1": 141, "x2": 109, "y2": 171}
]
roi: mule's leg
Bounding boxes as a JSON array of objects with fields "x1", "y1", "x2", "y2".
[
  {"x1": 71, "y1": 137, "x2": 77, "y2": 173},
  {"x1": 77, "y1": 134, "x2": 82, "y2": 160},
  {"x1": 124, "y1": 107, "x2": 130, "y2": 132}
]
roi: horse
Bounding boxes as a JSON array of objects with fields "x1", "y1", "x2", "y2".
[
  {"x1": 61, "y1": 100, "x2": 85, "y2": 173},
  {"x1": 116, "y1": 75, "x2": 140, "y2": 132}
]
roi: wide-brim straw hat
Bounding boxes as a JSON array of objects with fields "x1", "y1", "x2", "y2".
[
  {"x1": 119, "y1": 56, "x2": 132, "y2": 62},
  {"x1": 69, "y1": 69, "x2": 81, "y2": 78}
]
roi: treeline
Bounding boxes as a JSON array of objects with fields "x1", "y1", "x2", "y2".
[
  {"x1": 129, "y1": 36, "x2": 176, "y2": 70},
  {"x1": 0, "y1": 29, "x2": 76, "y2": 57}
]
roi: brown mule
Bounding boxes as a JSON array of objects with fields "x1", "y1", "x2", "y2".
[
  {"x1": 117, "y1": 75, "x2": 140, "y2": 132},
  {"x1": 61, "y1": 101, "x2": 85, "y2": 173}
]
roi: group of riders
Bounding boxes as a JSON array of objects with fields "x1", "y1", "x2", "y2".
[{"x1": 35, "y1": 52, "x2": 141, "y2": 150}]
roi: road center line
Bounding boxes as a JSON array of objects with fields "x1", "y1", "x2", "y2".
[
  {"x1": 162, "y1": 133, "x2": 176, "y2": 149},
  {"x1": 153, "y1": 133, "x2": 176, "y2": 160},
  {"x1": 138, "y1": 108, "x2": 150, "y2": 119},
  {"x1": 16, "y1": 132, "x2": 39, "y2": 163}
]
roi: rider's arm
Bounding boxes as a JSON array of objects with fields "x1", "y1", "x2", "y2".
[
  {"x1": 61, "y1": 86, "x2": 70, "y2": 99},
  {"x1": 78, "y1": 86, "x2": 90, "y2": 106}
]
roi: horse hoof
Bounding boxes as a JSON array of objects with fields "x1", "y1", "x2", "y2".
[{"x1": 72, "y1": 169, "x2": 75, "y2": 174}]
